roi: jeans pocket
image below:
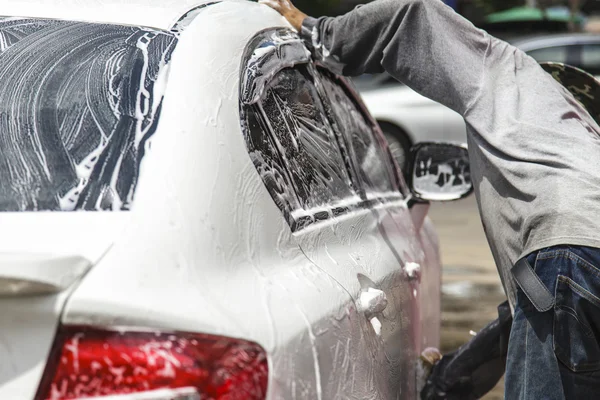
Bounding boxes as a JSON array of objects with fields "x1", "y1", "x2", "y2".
[{"x1": 553, "y1": 275, "x2": 600, "y2": 372}]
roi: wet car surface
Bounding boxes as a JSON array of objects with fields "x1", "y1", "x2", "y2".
[{"x1": 0, "y1": 1, "x2": 476, "y2": 399}]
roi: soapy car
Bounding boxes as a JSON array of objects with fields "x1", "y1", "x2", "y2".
[{"x1": 0, "y1": 1, "x2": 472, "y2": 399}]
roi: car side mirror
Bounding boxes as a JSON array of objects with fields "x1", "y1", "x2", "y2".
[{"x1": 407, "y1": 142, "x2": 473, "y2": 202}]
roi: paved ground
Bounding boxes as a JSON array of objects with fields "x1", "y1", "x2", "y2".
[{"x1": 428, "y1": 196, "x2": 506, "y2": 400}]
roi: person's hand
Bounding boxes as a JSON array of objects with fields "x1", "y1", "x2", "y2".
[{"x1": 258, "y1": 0, "x2": 308, "y2": 31}]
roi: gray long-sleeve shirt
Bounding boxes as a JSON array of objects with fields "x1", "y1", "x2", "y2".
[{"x1": 299, "y1": 0, "x2": 600, "y2": 309}]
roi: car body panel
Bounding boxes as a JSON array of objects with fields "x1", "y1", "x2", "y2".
[
  {"x1": 0, "y1": 13, "x2": 177, "y2": 396},
  {"x1": 0, "y1": 213, "x2": 126, "y2": 399},
  {"x1": 0, "y1": 1, "x2": 442, "y2": 399},
  {"x1": 62, "y1": 6, "x2": 396, "y2": 398},
  {"x1": 238, "y1": 28, "x2": 440, "y2": 395},
  {"x1": 1, "y1": 292, "x2": 73, "y2": 399}
]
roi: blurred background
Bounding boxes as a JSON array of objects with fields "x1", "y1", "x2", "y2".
[{"x1": 293, "y1": 0, "x2": 600, "y2": 398}]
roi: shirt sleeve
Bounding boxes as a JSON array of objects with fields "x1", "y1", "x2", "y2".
[{"x1": 299, "y1": 0, "x2": 491, "y2": 115}]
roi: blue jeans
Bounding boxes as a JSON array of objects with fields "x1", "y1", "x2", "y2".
[{"x1": 505, "y1": 246, "x2": 600, "y2": 399}]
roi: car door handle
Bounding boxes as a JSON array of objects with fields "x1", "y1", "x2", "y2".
[
  {"x1": 359, "y1": 287, "x2": 388, "y2": 319},
  {"x1": 405, "y1": 262, "x2": 422, "y2": 282}
]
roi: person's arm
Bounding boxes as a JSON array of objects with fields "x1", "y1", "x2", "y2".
[
  {"x1": 258, "y1": 0, "x2": 307, "y2": 31},
  {"x1": 260, "y1": 0, "x2": 491, "y2": 116}
]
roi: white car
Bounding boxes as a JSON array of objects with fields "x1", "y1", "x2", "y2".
[
  {"x1": 0, "y1": 1, "x2": 472, "y2": 399},
  {"x1": 358, "y1": 33, "x2": 600, "y2": 172}
]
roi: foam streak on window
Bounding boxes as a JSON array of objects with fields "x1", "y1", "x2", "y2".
[
  {"x1": 317, "y1": 70, "x2": 397, "y2": 198},
  {"x1": 260, "y1": 68, "x2": 357, "y2": 212},
  {"x1": 245, "y1": 106, "x2": 301, "y2": 227},
  {"x1": 0, "y1": 18, "x2": 177, "y2": 211}
]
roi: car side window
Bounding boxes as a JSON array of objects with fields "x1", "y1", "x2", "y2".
[
  {"x1": 260, "y1": 67, "x2": 357, "y2": 210},
  {"x1": 527, "y1": 46, "x2": 569, "y2": 65},
  {"x1": 581, "y1": 44, "x2": 600, "y2": 76},
  {"x1": 244, "y1": 105, "x2": 302, "y2": 221},
  {"x1": 316, "y1": 68, "x2": 401, "y2": 200}
]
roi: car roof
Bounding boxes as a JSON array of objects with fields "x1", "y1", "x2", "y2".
[
  {"x1": 508, "y1": 32, "x2": 600, "y2": 50},
  {"x1": 0, "y1": 0, "x2": 223, "y2": 30}
]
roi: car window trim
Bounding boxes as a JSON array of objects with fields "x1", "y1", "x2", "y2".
[{"x1": 313, "y1": 64, "x2": 409, "y2": 200}]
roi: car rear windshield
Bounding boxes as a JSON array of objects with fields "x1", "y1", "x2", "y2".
[{"x1": 0, "y1": 18, "x2": 177, "y2": 211}]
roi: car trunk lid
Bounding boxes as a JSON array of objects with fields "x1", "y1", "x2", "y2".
[
  {"x1": 0, "y1": 212, "x2": 127, "y2": 399},
  {"x1": 0, "y1": 254, "x2": 91, "y2": 296}
]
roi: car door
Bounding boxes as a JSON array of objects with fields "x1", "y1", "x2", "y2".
[
  {"x1": 312, "y1": 66, "x2": 438, "y2": 378},
  {"x1": 240, "y1": 28, "x2": 429, "y2": 398}
]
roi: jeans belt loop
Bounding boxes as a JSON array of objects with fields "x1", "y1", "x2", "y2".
[{"x1": 511, "y1": 258, "x2": 555, "y2": 312}]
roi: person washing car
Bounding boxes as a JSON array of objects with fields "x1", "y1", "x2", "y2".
[{"x1": 260, "y1": 0, "x2": 600, "y2": 398}]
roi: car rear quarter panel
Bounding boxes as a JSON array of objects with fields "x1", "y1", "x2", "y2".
[{"x1": 60, "y1": 3, "x2": 424, "y2": 399}]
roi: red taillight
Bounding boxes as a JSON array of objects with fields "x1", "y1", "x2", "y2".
[{"x1": 35, "y1": 325, "x2": 269, "y2": 400}]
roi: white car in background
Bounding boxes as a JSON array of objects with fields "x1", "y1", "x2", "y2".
[
  {"x1": 358, "y1": 33, "x2": 600, "y2": 172},
  {"x1": 0, "y1": 1, "x2": 473, "y2": 399}
]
